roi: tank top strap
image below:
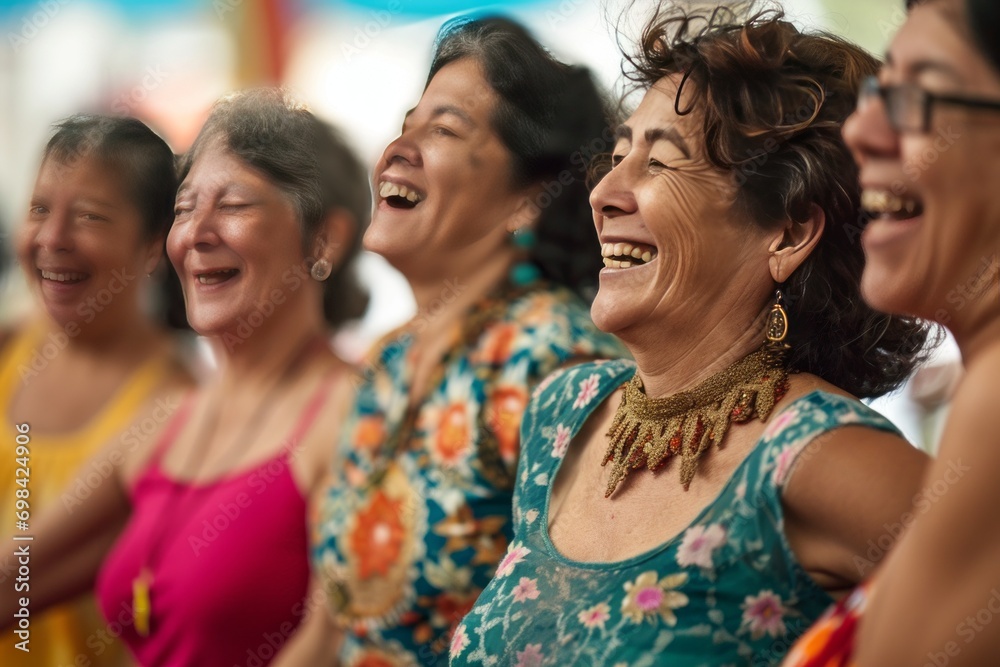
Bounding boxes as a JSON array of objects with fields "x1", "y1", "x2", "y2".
[
  {"x1": 144, "y1": 391, "x2": 197, "y2": 470},
  {"x1": 279, "y1": 371, "x2": 338, "y2": 460}
]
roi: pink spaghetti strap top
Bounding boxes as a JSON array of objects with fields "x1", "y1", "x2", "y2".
[{"x1": 96, "y1": 376, "x2": 334, "y2": 667}]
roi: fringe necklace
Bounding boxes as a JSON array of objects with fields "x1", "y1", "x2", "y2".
[{"x1": 602, "y1": 344, "x2": 790, "y2": 498}]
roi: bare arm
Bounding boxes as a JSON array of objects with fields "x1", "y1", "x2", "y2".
[
  {"x1": 0, "y1": 448, "x2": 130, "y2": 626},
  {"x1": 856, "y1": 346, "x2": 1000, "y2": 666},
  {"x1": 781, "y1": 425, "x2": 930, "y2": 595},
  {"x1": 271, "y1": 578, "x2": 343, "y2": 666}
]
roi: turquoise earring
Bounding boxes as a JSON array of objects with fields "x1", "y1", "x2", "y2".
[{"x1": 509, "y1": 227, "x2": 541, "y2": 286}]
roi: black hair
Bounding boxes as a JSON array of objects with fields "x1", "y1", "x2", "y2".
[
  {"x1": 180, "y1": 89, "x2": 370, "y2": 328},
  {"x1": 428, "y1": 16, "x2": 612, "y2": 301},
  {"x1": 967, "y1": 0, "x2": 1000, "y2": 72}
]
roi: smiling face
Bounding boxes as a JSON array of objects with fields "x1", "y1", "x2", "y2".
[
  {"x1": 17, "y1": 156, "x2": 157, "y2": 331},
  {"x1": 844, "y1": 0, "x2": 1000, "y2": 325},
  {"x1": 367, "y1": 58, "x2": 530, "y2": 282},
  {"x1": 168, "y1": 144, "x2": 318, "y2": 337},
  {"x1": 589, "y1": 77, "x2": 775, "y2": 340}
]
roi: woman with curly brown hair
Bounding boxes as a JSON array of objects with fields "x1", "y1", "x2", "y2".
[{"x1": 450, "y1": 4, "x2": 935, "y2": 665}]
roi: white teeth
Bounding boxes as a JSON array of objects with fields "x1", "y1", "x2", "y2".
[
  {"x1": 613, "y1": 242, "x2": 624, "y2": 256},
  {"x1": 630, "y1": 247, "x2": 642, "y2": 259},
  {"x1": 641, "y1": 251, "x2": 652, "y2": 263},
  {"x1": 379, "y1": 181, "x2": 423, "y2": 204},
  {"x1": 41, "y1": 270, "x2": 86, "y2": 282}
]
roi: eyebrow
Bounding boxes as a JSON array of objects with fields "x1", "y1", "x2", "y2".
[
  {"x1": 613, "y1": 124, "x2": 691, "y2": 158},
  {"x1": 77, "y1": 198, "x2": 117, "y2": 210},
  {"x1": 885, "y1": 52, "x2": 967, "y2": 85},
  {"x1": 403, "y1": 104, "x2": 477, "y2": 128}
]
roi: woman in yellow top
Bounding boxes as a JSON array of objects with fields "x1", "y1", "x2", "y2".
[{"x1": 0, "y1": 115, "x2": 191, "y2": 665}]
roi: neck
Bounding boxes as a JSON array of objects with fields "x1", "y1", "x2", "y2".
[
  {"x1": 406, "y1": 249, "x2": 514, "y2": 343},
  {"x1": 46, "y1": 309, "x2": 162, "y2": 361},
  {"x1": 208, "y1": 311, "x2": 327, "y2": 392},
  {"x1": 953, "y1": 314, "x2": 1000, "y2": 365},
  {"x1": 624, "y1": 316, "x2": 767, "y2": 399}
]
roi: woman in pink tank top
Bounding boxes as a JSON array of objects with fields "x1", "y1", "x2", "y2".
[{"x1": 10, "y1": 89, "x2": 372, "y2": 667}]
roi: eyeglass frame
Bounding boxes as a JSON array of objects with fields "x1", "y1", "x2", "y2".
[{"x1": 859, "y1": 75, "x2": 1000, "y2": 133}]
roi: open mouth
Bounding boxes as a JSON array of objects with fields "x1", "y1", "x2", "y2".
[
  {"x1": 40, "y1": 269, "x2": 88, "y2": 284},
  {"x1": 601, "y1": 241, "x2": 658, "y2": 269},
  {"x1": 861, "y1": 189, "x2": 924, "y2": 221},
  {"x1": 378, "y1": 181, "x2": 424, "y2": 210},
  {"x1": 196, "y1": 269, "x2": 239, "y2": 286}
]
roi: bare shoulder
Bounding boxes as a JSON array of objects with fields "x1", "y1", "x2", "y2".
[
  {"x1": 293, "y1": 361, "x2": 358, "y2": 494},
  {"x1": 779, "y1": 373, "x2": 930, "y2": 587}
]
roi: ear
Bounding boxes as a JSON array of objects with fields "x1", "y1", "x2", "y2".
[
  {"x1": 311, "y1": 208, "x2": 357, "y2": 268},
  {"x1": 767, "y1": 203, "x2": 825, "y2": 283},
  {"x1": 505, "y1": 186, "x2": 542, "y2": 234},
  {"x1": 144, "y1": 235, "x2": 165, "y2": 277}
]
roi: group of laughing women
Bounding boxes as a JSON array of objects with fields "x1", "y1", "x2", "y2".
[{"x1": 1, "y1": 0, "x2": 998, "y2": 665}]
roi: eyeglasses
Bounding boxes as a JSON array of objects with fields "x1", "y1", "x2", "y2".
[{"x1": 859, "y1": 75, "x2": 1000, "y2": 133}]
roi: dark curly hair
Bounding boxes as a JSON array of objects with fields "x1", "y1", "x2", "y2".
[
  {"x1": 180, "y1": 89, "x2": 369, "y2": 328},
  {"x1": 614, "y1": 1, "x2": 934, "y2": 399},
  {"x1": 428, "y1": 16, "x2": 612, "y2": 301}
]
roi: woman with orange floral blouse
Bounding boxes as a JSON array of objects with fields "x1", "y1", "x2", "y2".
[{"x1": 273, "y1": 16, "x2": 626, "y2": 667}]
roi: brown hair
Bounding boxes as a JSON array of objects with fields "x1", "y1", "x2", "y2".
[{"x1": 615, "y1": 2, "x2": 933, "y2": 398}]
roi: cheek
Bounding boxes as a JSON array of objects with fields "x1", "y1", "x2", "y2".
[{"x1": 165, "y1": 227, "x2": 185, "y2": 272}]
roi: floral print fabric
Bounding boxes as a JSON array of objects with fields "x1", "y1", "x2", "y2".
[
  {"x1": 452, "y1": 360, "x2": 900, "y2": 667},
  {"x1": 780, "y1": 581, "x2": 873, "y2": 667},
  {"x1": 312, "y1": 286, "x2": 627, "y2": 667}
]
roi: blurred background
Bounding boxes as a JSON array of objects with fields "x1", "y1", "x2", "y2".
[{"x1": 0, "y1": 0, "x2": 957, "y2": 448}]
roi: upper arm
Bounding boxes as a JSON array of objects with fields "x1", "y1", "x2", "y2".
[
  {"x1": 856, "y1": 348, "x2": 1000, "y2": 666},
  {"x1": 781, "y1": 425, "x2": 929, "y2": 588}
]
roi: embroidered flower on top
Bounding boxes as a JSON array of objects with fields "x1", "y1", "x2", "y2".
[
  {"x1": 572, "y1": 373, "x2": 601, "y2": 409},
  {"x1": 496, "y1": 543, "x2": 531, "y2": 578},
  {"x1": 740, "y1": 590, "x2": 788, "y2": 639},
  {"x1": 621, "y1": 571, "x2": 689, "y2": 626},
  {"x1": 675, "y1": 523, "x2": 727, "y2": 570}
]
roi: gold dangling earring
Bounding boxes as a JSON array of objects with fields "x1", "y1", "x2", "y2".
[{"x1": 765, "y1": 289, "x2": 790, "y2": 347}]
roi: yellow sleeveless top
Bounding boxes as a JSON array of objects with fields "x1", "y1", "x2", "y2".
[{"x1": 0, "y1": 324, "x2": 169, "y2": 666}]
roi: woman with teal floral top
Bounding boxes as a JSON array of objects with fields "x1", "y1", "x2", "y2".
[
  {"x1": 452, "y1": 5, "x2": 937, "y2": 666},
  {"x1": 273, "y1": 17, "x2": 627, "y2": 667}
]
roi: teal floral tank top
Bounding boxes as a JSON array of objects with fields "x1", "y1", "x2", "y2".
[
  {"x1": 312, "y1": 286, "x2": 627, "y2": 667},
  {"x1": 451, "y1": 359, "x2": 901, "y2": 667}
]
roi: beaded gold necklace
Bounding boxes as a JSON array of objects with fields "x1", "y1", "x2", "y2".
[{"x1": 601, "y1": 344, "x2": 789, "y2": 498}]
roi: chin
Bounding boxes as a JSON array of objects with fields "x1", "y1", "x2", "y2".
[
  {"x1": 590, "y1": 293, "x2": 632, "y2": 336},
  {"x1": 861, "y1": 268, "x2": 932, "y2": 321}
]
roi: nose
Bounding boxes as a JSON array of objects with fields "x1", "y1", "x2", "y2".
[
  {"x1": 589, "y1": 158, "x2": 638, "y2": 220},
  {"x1": 33, "y1": 209, "x2": 74, "y2": 254},
  {"x1": 167, "y1": 203, "x2": 221, "y2": 268},
  {"x1": 379, "y1": 129, "x2": 422, "y2": 171},
  {"x1": 842, "y1": 87, "x2": 899, "y2": 167}
]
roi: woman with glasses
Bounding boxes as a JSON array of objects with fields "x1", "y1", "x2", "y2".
[
  {"x1": 783, "y1": 0, "x2": 1000, "y2": 664},
  {"x1": 449, "y1": 5, "x2": 936, "y2": 665}
]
